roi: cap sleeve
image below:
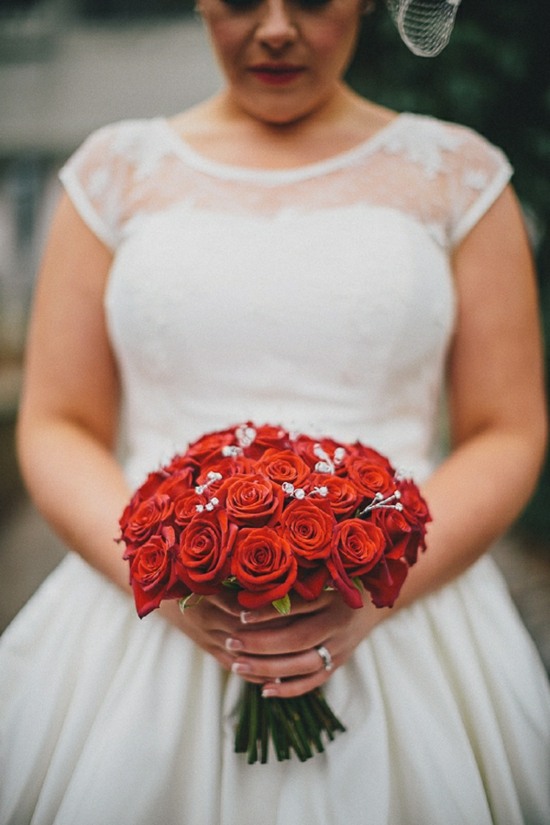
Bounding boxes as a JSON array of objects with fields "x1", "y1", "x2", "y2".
[
  {"x1": 59, "y1": 121, "x2": 139, "y2": 250},
  {"x1": 445, "y1": 124, "x2": 513, "y2": 248}
]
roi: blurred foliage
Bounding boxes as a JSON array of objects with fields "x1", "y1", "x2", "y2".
[
  {"x1": 347, "y1": 0, "x2": 550, "y2": 537},
  {"x1": 0, "y1": 0, "x2": 41, "y2": 10}
]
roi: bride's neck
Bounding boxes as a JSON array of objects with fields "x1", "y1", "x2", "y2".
[{"x1": 169, "y1": 87, "x2": 396, "y2": 169}]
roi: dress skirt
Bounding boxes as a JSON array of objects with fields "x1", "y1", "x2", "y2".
[{"x1": 1, "y1": 551, "x2": 549, "y2": 825}]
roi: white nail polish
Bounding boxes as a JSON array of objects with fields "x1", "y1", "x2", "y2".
[
  {"x1": 225, "y1": 638, "x2": 243, "y2": 652},
  {"x1": 231, "y1": 662, "x2": 250, "y2": 675}
]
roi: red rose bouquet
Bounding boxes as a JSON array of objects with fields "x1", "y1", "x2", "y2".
[{"x1": 119, "y1": 423, "x2": 430, "y2": 763}]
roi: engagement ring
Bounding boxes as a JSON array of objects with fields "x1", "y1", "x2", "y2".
[{"x1": 315, "y1": 645, "x2": 333, "y2": 672}]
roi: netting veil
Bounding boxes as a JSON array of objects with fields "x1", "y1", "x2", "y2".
[{"x1": 385, "y1": 0, "x2": 462, "y2": 57}]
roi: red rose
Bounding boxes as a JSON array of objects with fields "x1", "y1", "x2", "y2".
[
  {"x1": 231, "y1": 527, "x2": 297, "y2": 608},
  {"x1": 256, "y1": 448, "x2": 311, "y2": 489},
  {"x1": 373, "y1": 507, "x2": 413, "y2": 560},
  {"x1": 176, "y1": 509, "x2": 236, "y2": 594},
  {"x1": 219, "y1": 473, "x2": 284, "y2": 527},
  {"x1": 120, "y1": 493, "x2": 174, "y2": 550},
  {"x1": 361, "y1": 557, "x2": 409, "y2": 608},
  {"x1": 245, "y1": 424, "x2": 291, "y2": 457},
  {"x1": 346, "y1": 458, "x2": 394, "y2": 500},
  {"x1": 172, "y1": 489, "x2": 207, "y2": 527},
  {"x1": 374, "y1": 480, "x2": 430, "y2": 565},
  {"x1": 156, "y1": 469, "x2": 195, "y2": 498},
  {"x1": 196, "y1": 455, "x2": 256, "y2": 496},
  {"x1": 308, "y1": 473, "x2": 362, "y2": 519},
  {"x1": 293, "y1": 435, "x2": 348, "y2": 474},
  {"x1": 399, "y1": 479, "x2": 431, "y2": 531},
  {"x1": 327, "y1": 519, "x2": 386, "y2": 608},
  {"x1": 402, "y1": 528, "x2": 428, "y2": 566},
  {"x1": 280, "y1": 498, "x2": 335, "y2": 562},
  {"x1": 348, "y1": 442, "x2": 394, "y2": 474},
  {"x1": 184, "y1": 427, "x2": 238, "y2": 463},
  {"x1": 131, "y1": 469, "x2": 167, "y2": 500},
  {"x1": 332, "y1": 519, "x2": 386, "y2": 575},
  {"x1": 128, "y1": 526, "x2": 179, "y2": 617},
  {"x1": 163, "y1": 454, "x2": 199, "y2": 480},
  {"x1": 293, "y1": 566, "x2": 331, "y2": 602},
  {"x1": 118, "y1": 469, "x2": 170, "y2": 537}
]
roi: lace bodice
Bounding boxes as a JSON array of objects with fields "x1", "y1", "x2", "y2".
[
  {"x1": 62, "y1": 113, "x2": 510, "y2": 250},
  {"x1": 60, "y1": 113, "x2": 512, "y2": 486}
]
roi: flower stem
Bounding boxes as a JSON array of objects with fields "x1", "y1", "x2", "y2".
[
  {"x1": 234, "y1": 683, "x2": 346, "y2": 764},
  {"x1": 296, "y1": 694, "x2": 325, "y2": 753},
  {"x1": 246, "y1": 682, "x2": 259, "y2": 765}
]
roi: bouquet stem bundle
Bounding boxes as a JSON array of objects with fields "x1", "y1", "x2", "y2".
[{"x1": 235, "y1": 683, "x2": 346, "y2": 764}]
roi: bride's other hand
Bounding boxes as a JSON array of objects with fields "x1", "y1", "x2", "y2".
[
  {"x1": 170, "y1": 589, "x2": 384, "y2": 699},
  {"x1": 158, "y1": 591, "x2": 246, "y2": 671}
]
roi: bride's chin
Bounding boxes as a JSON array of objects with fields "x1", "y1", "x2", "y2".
[
  {"x1": 256, "y1": 110, "x2": 313, "y2": 127},
  {"x1": 236, "y1": 97, "x2": 331, "y2": 129}
]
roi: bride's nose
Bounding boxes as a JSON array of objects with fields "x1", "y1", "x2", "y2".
[{"x1": 255, "y1": 0, "x2": 298, "y2": 48}]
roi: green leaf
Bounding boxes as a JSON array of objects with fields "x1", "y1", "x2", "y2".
[
  {"x1": 178, "y1": 594, "x2": 203, "y2": 612},
  {"x1": 272, "y1": 594, "x2": 291, "y2": 616},
  {"x1": 222, "y1": 577, "x2": 241, "y2": 590},
  {"x1": 352, "y1": 577, "x2": 365, "y2": 594}
]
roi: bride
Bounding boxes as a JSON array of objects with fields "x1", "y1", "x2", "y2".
[{"x1": 1, "y1": 0, "x2": 549, "y2": 822}]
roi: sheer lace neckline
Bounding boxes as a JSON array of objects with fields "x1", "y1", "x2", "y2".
[{"x1": 156, "y1": 113, "x2": 409, "y2": 185}]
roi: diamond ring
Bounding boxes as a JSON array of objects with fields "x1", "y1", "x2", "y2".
[{"x1": 315, "y1": 644, "x2": 333, "y2": 672}]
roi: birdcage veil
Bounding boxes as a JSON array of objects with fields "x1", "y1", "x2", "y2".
[{"x1": 385, "y1": 0, "x2": 462, "y2": 57}]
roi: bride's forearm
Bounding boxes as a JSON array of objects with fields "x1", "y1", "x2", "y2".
[
  {"x1": 393, "y1": 424, "x2": 546, "y2": 611},
  {"x1": 17, "y1": 414, "x2": 132, "y2": 593}
]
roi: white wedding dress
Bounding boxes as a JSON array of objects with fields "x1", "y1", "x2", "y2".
[{"x1": 1, "y1": 113, "x2": 549, "y2": 825}]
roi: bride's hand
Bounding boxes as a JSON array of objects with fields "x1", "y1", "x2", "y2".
[
  {"x1": 162, "y1": 590, "x2": 385, "y2": 698},
  {"x1": 233, "y1": 593, "x2": 385, "y2": 698},
  {"x1": 158, "y1": 591, "x2": 247, "y2": 670}
]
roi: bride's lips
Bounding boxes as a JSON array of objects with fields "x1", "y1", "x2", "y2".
[{"x1": 248, "y1": 63, "x2": 306, "y2": 85}]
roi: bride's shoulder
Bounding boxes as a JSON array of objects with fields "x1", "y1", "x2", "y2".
[
  {"x1": 398, "y1": 112, "x2": 509, "y2": 165},
  {"x1": 71, "y1": 117, "x2": 165, "y2": 162},
  {"x1": 385, "y1": 112, "x2": 512, "y2": 192},
  {"x1": 393, "y1": 114, "x2": 513, "y2": 247},
  {"x1": 60, "y1": 116, "x2": 181, "y2": 202}
]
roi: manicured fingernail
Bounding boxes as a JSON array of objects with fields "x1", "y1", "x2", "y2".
[
  {"x1": 225, "y1": 638, "x2": 243, "y2": 652},
  {"x1": 231, "y1": 662, "x2": 251, "y2": 675},
  {"x1": 261, "y1": 687, "x2": 278, "y2": 698},
  {"x1": 240, "y1": 611, "x2": 258, "y2": 624}
]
